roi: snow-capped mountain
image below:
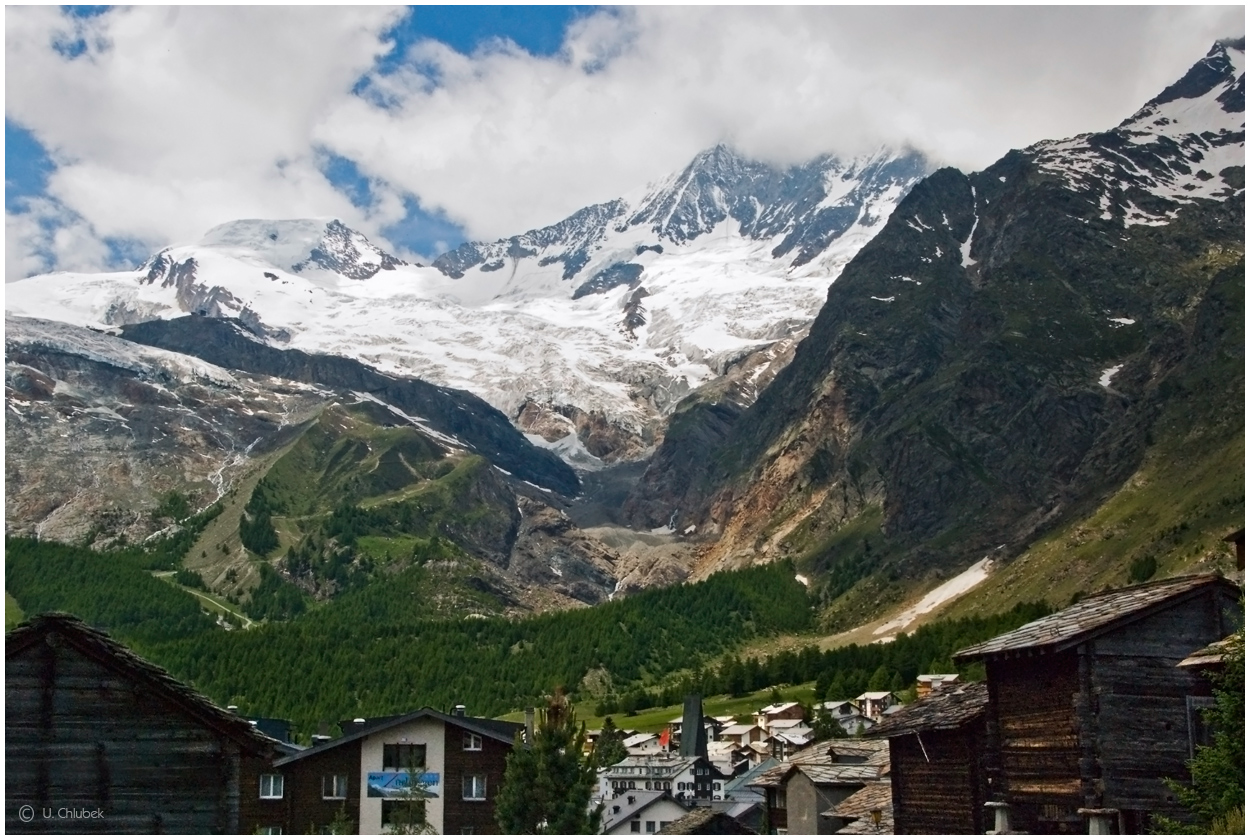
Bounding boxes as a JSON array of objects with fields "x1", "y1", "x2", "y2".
[
  {"x1": 6, "y1": 146, "x2": 930, "y2": 463},
  {"x1": 1029, "y1": 38, "x2": 1244, "y2": 226},
  {"x1": 624, "y1": 39, "x2": 1245, "y2": 587}
]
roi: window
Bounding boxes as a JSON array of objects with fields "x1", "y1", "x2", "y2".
[
  {"x1": 646, "y1": 821, "x2": 656, "y2": 833},
  {"x1": 322, "y1": 773, "x2": 348, "y2": 800},
  {"x1": 462, "y1": 731, "x2": 483, "y2": 751},
  {"x1": 259, "y1": 774, "x2": 284, "y2": 799},
  {"x1": 630, "y1": 821, "x2": 641, "y2": 833},
  {"x1": 383, "y1": 743, "x2": 427, "y2": 770},
  {"x1": 462, "y1": 774, "x2": 487, "y2": 801},
  {"x1": 659, "y1": 823, "x2": 671, "y2": 831},
  {"x1": 1187, "y1": 695, "x2": 1217, "y2": 757}
]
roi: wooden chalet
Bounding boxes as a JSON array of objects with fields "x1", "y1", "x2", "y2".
[
  {"x1": 869, "y1": 681, "x2": 989, "y2": 834},
  {"x1": 954, "y1": 574, "x2": 1242, "y2": 834},
  {"x1": 272, "y1": 707, "x2": 522, "y2": 834},
  {"x1": 5, "y1": 613, "x2": 283, "y2": 834}
]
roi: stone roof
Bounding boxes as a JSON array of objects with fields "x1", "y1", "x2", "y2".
[
  {"x1": 797, "y1": 764, "x2": 886, "y2": 786},
  {"x1": 656, "y1": 807, "x2": 757, "y2": 834},
  {"x1": 827, "y1": 781, "x2": 894, "y2": 834},
  {"x1": 1178, "y1": 634, "x2": 1241, "y2": 670},
  {"x1": 955, "y1": 574, "x2": 1238, "y2": 661},
  {"x1": 868, "y1": 682, "x2": 989, "y2": 739}
]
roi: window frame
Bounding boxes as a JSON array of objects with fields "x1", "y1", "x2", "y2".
[
  {"x1": 462, "y1": 731, "x2": 484, "y2": 751},
  {"x1": 259, "y1": 773, "x2": 284, "y2": 800},
  {"x1": 322, "y1": 773, "x2": 348, "y2": 800},
  {"x1": 382, "y1": 742, "x2": 427, "y2": 771},
  {"x1": 462, "y1": 773, "x2": 488, "y2": 801}
]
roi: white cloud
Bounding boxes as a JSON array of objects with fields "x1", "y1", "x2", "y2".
[
  {"x1": 5, "y1": 6, "x2": 1244, "y2": 276},
  {"x1": 320, "y1": 6, "x2": 1244, "y2": 240},
  {"x1": 5, "y1": 6, "x2": 404, "y2": 274}
]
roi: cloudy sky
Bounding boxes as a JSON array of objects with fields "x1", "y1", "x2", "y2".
[{"x1": 5, "y1": 5, "x2": 1243, "y2": 279}]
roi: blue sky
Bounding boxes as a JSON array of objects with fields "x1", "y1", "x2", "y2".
[{"x1": 5, "y1": 7, "x2": 1242, "y2": 278}]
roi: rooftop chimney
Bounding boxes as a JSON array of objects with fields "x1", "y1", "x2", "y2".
[{"x1": 453, "y1": 704, "x2": 466, "y2": 717}]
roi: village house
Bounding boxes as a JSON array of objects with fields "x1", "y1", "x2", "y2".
[
  {"x1": 914, "y1": 673, "x2": 960, "y2": 699},
  {"x1": 870, "y1": 681, "x2": 990, "y2": 834},
  {"x1": 5, "y1": 613, "x2": 283, "y2": 834},
  {"x1": 272, "y1": 706, "x2": 522, "y2": 834},
  {"x1": 754, "y1": 701, "x2": 805, "y2": 732},
  {"x1": 601, "y1": 790, "x2": 692, "y2": 835},
  {"x1": 854, "y1": 691, "x2": 899, "y2": 721},
  {"x1": 599, "y1": 754, "x2": 730, "y2": 803},
  {"x1": 720, "y1": 722, "x2": 767, "y2": 748},
  {"x1": 750, "y1": 738, "x2": 889, "y2": 833},
  {"x1": 954, "y1": 573, "x2": 1241, "y2": 834}
]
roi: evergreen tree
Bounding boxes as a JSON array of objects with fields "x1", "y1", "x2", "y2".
[
  {"x1": 867, "y1": 665, "x2": 891, "y2": 692},
  {"x1": 495, "y1": 691, "x2": 602, "y2": 834},
  {"x1": 592, "y1": 716, "x2": 628, "y2": 769},
  {"x1": 810, "y1": 703, "x2": 848, "y2": 741}
]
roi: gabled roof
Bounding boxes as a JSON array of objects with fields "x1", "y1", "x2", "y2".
[
  {"x1": 276, "y1": 707, "x2": 521, "y2": 766},
  {"x1": 601, "y1": 790, "x2": 684, "y2": 833},
  {"x1": 954, "y1": 574, "x2": 1238, "y2": 662},
  {"x1": 656, "y1": 807, "x2": 756, "y2": 835},
  {"x1": 6, "y1": 613, "x2": 278, "y2": 756},
  {"x1": 747, "y1": 739, "x2": 889, "y2": 789},
  {"x1": 869, "y1": 683, "x2": 988, "y2": 739}
]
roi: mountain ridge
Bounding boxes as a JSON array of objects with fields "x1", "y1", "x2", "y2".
[{"x1": 623, "y1": 40, "x2": 1245, "y2": 619}]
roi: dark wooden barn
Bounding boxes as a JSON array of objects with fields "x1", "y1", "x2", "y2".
[
  {"x1": 954, "y1": 574, "x2": 1242, "y2": 834},
  {"x1": 870, "y1": 681, "x2": 989, "y2": 834},
  {"x1": 5, "y1": 613, "x2": 281, "y2": 834}
]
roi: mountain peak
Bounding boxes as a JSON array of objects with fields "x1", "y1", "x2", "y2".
[
  {"x1": 197, "y1": 218, "x2": 407, "y2": 280},
  {"x1": 1136, "y1": 37, "x2": 1245, "y2": 115}
]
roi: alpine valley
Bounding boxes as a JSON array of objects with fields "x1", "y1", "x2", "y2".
[{"x1": 4, "y1": 40, "x2": 1245, "y2": 724}]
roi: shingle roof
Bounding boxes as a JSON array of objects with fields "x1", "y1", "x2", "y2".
[
  {"x1": 827, "y1": 780, "x2": 893, "y2": 819},
  {"x1": 1178, "y1": 634, "x2": 1241, "y2": 670},
  {"x1": 276, "y1": 707, "x2": 522, "y2": 766},
  {"x1": 868, "y1": 683, "x2": 989, "y2": 739},
  {"x1": 656, "y1": 808, "x2": 757, "y2": 835},
  {"x1": 748, "y1": 739, "x2": 889, "y2": 789},
  {"x1": 954, "y1": 574, "x2": 1237, "y2": 661},
  {"x1": 797, "y1": 764, "x2": 885, "y2": 785},
  {"x1": 6, "y1": 613, "x2": 279, "y2": 756}
]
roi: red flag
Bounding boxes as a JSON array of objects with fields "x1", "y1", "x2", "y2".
[{"x1": 659, "y1": 727, "x2": 671, "y2": 748}]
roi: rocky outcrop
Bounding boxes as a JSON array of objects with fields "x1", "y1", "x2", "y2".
[
  {"x1": 120, "y1": 315, "x2": 580, "y2": 496},
  {"x1": 4, "y1": 317, "x2": 328, "y2": 545}
]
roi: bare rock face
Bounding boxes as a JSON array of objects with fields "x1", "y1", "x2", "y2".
[
  {"x1": 514, "y1": 400, "x2": 658, "y2": 464},
  {"x1": 506, "y1": 496, "x2": 621, "y2": 604},
  {"x1": 5, "y1": 317, "x2": 328, "y2": 546}
]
